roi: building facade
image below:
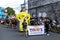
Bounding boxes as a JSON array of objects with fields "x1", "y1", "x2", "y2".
[{"x1": 28, "y1": 0, "x2": 60, "y2": 22}]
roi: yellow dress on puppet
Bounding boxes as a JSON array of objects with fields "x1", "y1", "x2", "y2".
[{"x1": 16, "y1": 11, "x2": 30, "y2": 31}]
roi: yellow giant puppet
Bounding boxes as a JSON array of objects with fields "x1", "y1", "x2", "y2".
[{"x1": 16, "y1": 11, "x2": 30, "y2": 31}]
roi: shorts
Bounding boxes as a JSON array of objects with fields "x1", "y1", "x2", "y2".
[{"x1": 23, "y1": 26, "x2": 27, "y2": 30}]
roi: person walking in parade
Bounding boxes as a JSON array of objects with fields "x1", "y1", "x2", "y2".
[
  {"x1": 22, "y1": 19, "x2": 27, "y2": 37},
  {"x1": 44, "y1": 18, "x2": 50, "y2": 36}
]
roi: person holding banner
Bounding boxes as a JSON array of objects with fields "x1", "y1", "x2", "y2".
[{"x1": 16, "y1": 7, "x2": 30, "y2": 31}]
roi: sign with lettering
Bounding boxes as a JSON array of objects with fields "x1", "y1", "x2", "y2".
[{"x1": 28, "y1": 25, "x2": 44, "y2": 35}]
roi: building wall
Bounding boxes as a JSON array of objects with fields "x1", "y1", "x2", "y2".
[
  {"x1": 28, "y1": 0, "x2": 60, "y2": 9},
  {"x1": 28, "y1": 0, "x2": 60, "y2": 22}
]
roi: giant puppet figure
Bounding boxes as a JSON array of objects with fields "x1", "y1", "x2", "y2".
[{"x1": 16, "y1": 7, "x2": 30, "y2": 31}]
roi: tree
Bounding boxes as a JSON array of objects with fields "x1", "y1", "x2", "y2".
[{"x1": 6, "y1": 7, "x2": 15, "y2": 16}]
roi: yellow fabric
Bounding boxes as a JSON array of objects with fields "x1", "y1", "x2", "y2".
[
  {"x1": 16, "y1": 12, "x2": 21, "y2": 21},
  {"x1": 16, "y1": 11, "x2": 30, "y2": 31}
]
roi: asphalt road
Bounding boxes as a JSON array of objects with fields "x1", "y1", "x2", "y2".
[{"x1": 0, "y1": 25, "x2": 60, "y2": 40}]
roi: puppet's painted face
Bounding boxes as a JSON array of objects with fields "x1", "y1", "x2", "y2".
[{"x1": 22, "y1": 8, "x2": 26, "y2": 11}]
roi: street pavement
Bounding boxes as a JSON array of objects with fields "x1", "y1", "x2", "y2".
[{"x1": 0, "y1": 25, "x2": 60, "y2": 40}]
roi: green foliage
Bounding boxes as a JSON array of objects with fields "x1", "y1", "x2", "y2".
[{"x1": 6, "y1": 7, "x2": 15, "y2": 16}]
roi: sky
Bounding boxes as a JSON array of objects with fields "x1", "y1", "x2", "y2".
[
  {"x1": 0, "y1": 0, "x2": 24, "y2": 8},
  {"x1": 0, "y1": 0, "x2": 28, "y2": 14}
]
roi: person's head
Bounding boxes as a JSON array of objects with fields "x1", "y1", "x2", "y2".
[
  {"x1": 40, "y1": 19, "x2": 42, "y2": 21},
  {"x1": 44, "y1": 17, "x2": 48, "y2": 21},
  {"x1": 34, "y1": 22, "x2": 38, "y2": 25},
  {"x1": 21, "y1": 7, "x2": 26, "y2": 12}
]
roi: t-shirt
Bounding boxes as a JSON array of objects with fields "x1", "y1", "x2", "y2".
[
  {"x1": 44, "y1": 21, "x2": 50, "y2": 28},
  {"x1": 22, "y1": 21, "x2": 27, "y2": 28}
]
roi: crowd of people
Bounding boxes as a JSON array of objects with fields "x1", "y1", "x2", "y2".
[
  {"x1": 4, "y1": 17, "x2": 59, "y2": 36},
  {"x1": 30, "y1": 17, "x2": 60, "y2": 36},
  {"x1": 0, "y1": 7, "x2": 60, "y2": 37}
]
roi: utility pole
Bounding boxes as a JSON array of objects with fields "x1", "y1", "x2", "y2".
[
  {"x1": 24, "y1": 0, "x2": 28, "y2": 13},
  {"x1": 24, "y1": 0, "x2": 26, "y2": 8}
]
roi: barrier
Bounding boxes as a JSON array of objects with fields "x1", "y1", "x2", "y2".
[{"x1": 28, "y1": 25, "x2": 44, "y2": 35}]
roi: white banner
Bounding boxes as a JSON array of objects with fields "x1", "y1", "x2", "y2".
[{"x1": 28, "y1": 25, "x2": 44, "y2": 35}]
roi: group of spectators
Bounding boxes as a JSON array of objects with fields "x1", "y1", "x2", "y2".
[
  {"x1": 30, "y1": 17, "x2": 59, "y2": 36},
  {"x1": 1, "y1": 14, "x2": 59, "y2": 36},
  {"x1": 5, "y1": 15, "x2": 18, "y2": 29}
]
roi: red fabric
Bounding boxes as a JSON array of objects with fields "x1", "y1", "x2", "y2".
[
  {"x1": 12, "y1": 24, "x2": 16, "y2": 29},
  {"x1": 54, "y1": 25, "x2": 58, "y2": 30}
]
